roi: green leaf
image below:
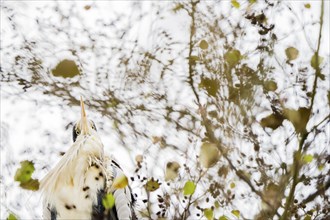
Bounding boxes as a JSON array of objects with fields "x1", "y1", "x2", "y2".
[
  {"x1": 204, "y1": 208, "x2": 213, "y2": 220},
  {"x1": 14, "y1": 160, "x2": 35, "y2": 183},
  {"x1": 260, "y1": 113, "x2": 284, "y2": 130},
  {"x1": 304, "y1": 214, "x2": 312, "y2": 220},
  {"x1": 285, "y1": 47, "x2": 299, "y2": 61},
  {"x1": 283, "y1": 107, "x2": 311, "y2": 134},
  {"x1": 304, "y1": 3, "x2": 311, "y2": 9},
  {"x1": 20, "y1": 179, "x2": 40, "y2": 191},
  {"x1": 102, "y1": 193, "x2": 115, "y2": 209},
  {"x1": 7, "y1": 213, "x2": 17, "y2": 220},
  {"x1": 145, "y1": 178, "x2": 160, "y2": 192},
  {"x1": 231, "y1": 209, "x2": 240, "y2": 218},
  {"x1": 199, "y1": 40, "x2": 209, "y2": 50},
  {"x1": 51, "y1": 59, "x2": 80, "y2": 78},
  {"x1": 173, "y1": 3, "x2": 184, "y2": 13},
  {"x1": 219, "y1": 216, "x2": 229, "y2": 220},
  {"x1": 230, "y1": 182, "x2": 236, "y2": 188},
  {"x1": 14, "y1": 160, "x2": 40, "y2": 191},
  {"x1": 199, "y1": 77, "x2": 219, "y2": 97},
  {"x1": 231, "y1": 0, "x2": 240, "y2": 8},
  {"x1": 302, "y1": 154, "x2": 313, "y2": 163},
  {"x1": 310, "y1": 53, "x2": 324, "y2": 69},
  {"x1": 264, "y1": 80, "x2": 277, "y2": 91},
  {"x1": 183, "y1": 180, "x2": 196, "y2": 196},
  {"x1": 249, "y1": 0, "x2": 256, "y2": 3},
  {"x1": 224, "y1": 49, "x2": 241, "y2": 68}
]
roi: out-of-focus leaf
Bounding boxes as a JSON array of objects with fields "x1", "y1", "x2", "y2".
[
  {"x1": 231, "y1": 0, "x2": 240, "y2": 8},
  {"x1": 14, "y1": 160, "x2": 34, "y2": 183},
  {"x1": 224, "y1": 49, "x2": 241, "y2": 67},
  {"x1": 199, "y1": 77, "x2": 219, "y2": 97},
  {"x1": 304, "y1": 215, "x2": 312, "y2": 220},
  {"x1": 218, "y1": 166, "x2": 229, "y2": 178},
  {"x1": 231, "y1": 209, "x2": 240, "y2": 218},
  {"x1": 285, "y1": 47, "x2": 299, "y2": 61},
  {"x1": 304, "y1": 3, "x2": 311, "y2": 9},
  {"x1": 264, "y1": 80, "x2": 277, "y2": 91},
  {"x1": 230, "y1": 182, "x2": 236, "y2": 188},
  {"x1": 20, "y1": 179, "x2": 39, "y2": 191},
  {"x1": 173, "y1": 3, "x2": 184, "y2": 13},
  {"x1": 84, "y1": 5, "x2": 91, "y2": 10},
  {"x1": 310, "y1": 53, "x2": 324, "y2": 69},
  {"x1": 199, "y1": 142, "x2": 220, "y2": 168},
  {"x1": 165, "y1": 161, "x2": 180, "y2": 181},
  {"x1": 219, "y1": 216, "x2": 229, "y2": 220},
  {"x1": 249, "y1": 0, "x2": 256, "y2": 3},
  {"x1": 302, "y1": 154, "x2": 313, "y2": 163},
  {"x1": 199, "y1": 40, "x2": 209, "y2": 50},
  {"x1": 145, "y1": 178, "x2": 160, "y2": 192},
  {"x1": 14, "y1": 160, "x2": 40, "y2": 191},
  {"x1": 260, "y1": 113, "x2": 284, "y2": 130},
  {"x1": 102, "y1": 193, "x2": 115, "y2": 209},
  {"x1": 318, "y1": 164, "x2": 324, "y2": 171},
  {"x1": 112, "y1": 174, "x2": 128, "y2": 189},
  {"x1": 51, "y1": 59, "x2": 80, "y2": 78},
  {"x1": 183, "y1": 180, "x2": 196, "y2": 196},
  {"x1": 7, "y1": 213, "x2": 17, "y2": 220},
  {"x1": 204, "y1": 208, "x2": 213, "y2": 220},
  {"x1": 283, "y1": 107, "x2": 310, "y2": 134},
  {"x1": 135, "y1": 154, "x2": 143, "y2": 163}
]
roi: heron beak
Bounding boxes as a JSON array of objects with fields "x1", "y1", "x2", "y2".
[{"x1": 80, "y1": 97, "x2": 89, "y2": 135}]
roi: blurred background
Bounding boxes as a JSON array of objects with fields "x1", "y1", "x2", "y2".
[{"x1": 1, "y1": 1, "x2": 329, "y2": 219}]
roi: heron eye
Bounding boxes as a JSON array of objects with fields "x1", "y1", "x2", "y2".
[{"x1": 76, "y1": 130, "x2": 80, "y2": 135}]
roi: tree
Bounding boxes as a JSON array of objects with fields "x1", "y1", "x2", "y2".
[{"x1": 1, "y1": 0, "x2": 329, "y2": 219}]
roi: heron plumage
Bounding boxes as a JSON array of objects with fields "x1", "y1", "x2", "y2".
[{"x1": 40, "y1": 99, "x2": 136, "y2": 220}]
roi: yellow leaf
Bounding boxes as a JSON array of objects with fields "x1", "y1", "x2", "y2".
[
  {"x1": 219, "y1": 216, "x2": 229, "y2": 220},
  {"x1": 102, "y1": 193, "x2": 115, "y2": 209},
  {"x1": 231, "y1": 0, "x2": 240, "y2": 8},
  {"x1": 204, "y1": 208, "x2": 213, "y2": 220},
  {"x1": 112, "y1": 174, "x2": 128, "y2": 189},
  {"x1": 183, "y1": 180, "x2": 196, "y2": 195},
  {"x1": 231, "y1": 209, "x2": 240, "y2": 218},
  {"x1": 199, "y1": 142, "x2": 220, "y2": 168},
  {"x1": 311, "y1": 53, "x2": 324, "y2": 69},
  {"x1": 230, "y1": 182, "x2": 236, "y2": 188},
  {"x1": 285, "y1": 47, "x2": 299, "y2": 61},
  {"x1": 302, "y1": 154, "x2": 313, "y2": 163},
  {"x1": 145, "y1": 178, "x2": 160, "y2": 192},
  {"x1": 199, "y1": 40, "x2": 209, "y2": 50},
  {"x1": 7, "y1": 213, "x2": 17, "y2": 220},
  {"x1": 224, "y1": 49, "x2": 241, "y2": 67},
  {"x1": 304, "y1": 3, "x2": 311, "y2": 9},
  {"x1": 14, "y1": 160, "x2": 40, "y2": 191},
  {"x1": 165, "y1": 161, "x2": 180, "y2": 181}
]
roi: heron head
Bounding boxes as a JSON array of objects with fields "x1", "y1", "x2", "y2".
[{"x1": 72, "y1": 97, "x2": 97, "y2": 142}]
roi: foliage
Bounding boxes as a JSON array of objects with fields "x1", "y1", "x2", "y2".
[{"x1": 1, "y1": 0, "x2": 329, "y2": 219}]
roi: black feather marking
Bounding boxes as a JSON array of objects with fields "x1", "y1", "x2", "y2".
[
  {"x1": 65, "y1": 204, "x2": 71, "y2": 210},
  {"x1": 83, "y1": 186, "x2": 90, "y2": 191},
  {"x1": 50, "y1": 207, "x2": 57, "y2": 220},
  {"x1": 111, "y1": 160, "x2": 121, "y2": 169},
  {"x1": 92, "y1": 189, "x2": 105, "y2": 220}
]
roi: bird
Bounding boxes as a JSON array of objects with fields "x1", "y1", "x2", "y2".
[{"x1": 40, "y1": 98, "x2": 136, "y2": 220}]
